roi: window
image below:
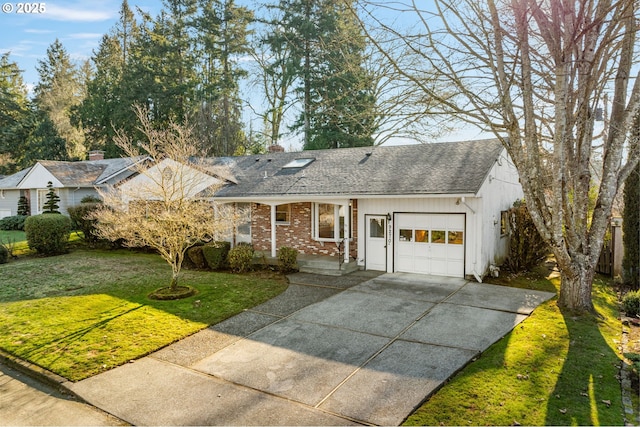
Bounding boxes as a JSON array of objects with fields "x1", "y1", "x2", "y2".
[
  {"x1": 275, "y1": 204, "x2": 290, "y2": 224},
  {"x1": 431, "y1": 230, "x2": 446, "y2": 244},
  {"x1": 369, "y1": 218, "x2": 385, "y2": 238},
  {"x1": 318, "y1": 204, "x2": 334, "y2": 238},
  {"x1": 399, "y1": 229, "x2": 413, "y2": 242},
  {"x1": 236, "y1": 203, "x2": 251, "y2": 236},
  {"x1": 500, "y1": 210, "x2": 509, "y2": 235},
  {"x1": 313, "y1": 202, "x2": 352, "y2": 240},
  {"x1": 448, "y1": 230, "x2": 464, "y2": 244},
  {"x1": 283, "y1": 158, "x2": 315, "y2": 168},
  {"x1": 37, "y1": 188, "x2": 56, "y2": 214},
  {"x1": 415, "y1": 229, "x2": 428, "y2": 243}
]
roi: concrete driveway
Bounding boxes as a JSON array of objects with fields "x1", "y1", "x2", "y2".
[{"x1": 68, "y1": 272, "x2": 554, "y2": 426}]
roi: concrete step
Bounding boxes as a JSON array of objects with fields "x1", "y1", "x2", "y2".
[{"x1": 298, "y1": 261, "x2": 358, "y2": 276}]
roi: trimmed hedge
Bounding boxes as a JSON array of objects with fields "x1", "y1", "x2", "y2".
[
  {"x1": 622, "y1": 290, "x2": 640, "y2": 317},
  {"x1": 278, "y1": 246, "x2": 298, "y2": 273},
  {"x1": 24, "y1": 214, "x2": 72, "y2": 255},
  {"x1": 228, "y1": 243, "x2": 255, "y2": 273},
  {"x1": 202, "y1": 242, "x2": 231, "y2": 270},
  {"x1": 0, "y1": 215, "x2": 28, "y2": 231}
]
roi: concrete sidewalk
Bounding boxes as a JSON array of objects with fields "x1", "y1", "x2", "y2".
[{"x1": 66, "y1": 272, "x2": 554, "y2": 426}]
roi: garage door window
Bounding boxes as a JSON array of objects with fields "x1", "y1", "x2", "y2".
[
  {"x1": 399, "y1": 229, "x2": 413, "y2": 241},
  {"x1": 448, "y1": 231, "x2": 464, "y2": 244},
  {"x1": 431, "y1": 230, "x2": 446, "y2": 244},
  {"x1": 415, "y1": 229, "x2": 428, "y2": 243}
]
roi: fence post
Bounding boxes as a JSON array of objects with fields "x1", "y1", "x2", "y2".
[{"x1": 611, "y1": 217, "x2": 623, "y2": 278}]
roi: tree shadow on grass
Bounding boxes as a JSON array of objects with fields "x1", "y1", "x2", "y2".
[
  {"x1": 545, "y1": 307, "x2": 623, "y2": 426},
  {"x1": 14, "y1": 303, "x2": 144, "y2": 377}
]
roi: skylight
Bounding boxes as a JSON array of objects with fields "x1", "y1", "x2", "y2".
[{"x1": 282, "y1": 158, "x2": 315, "y2": 169}]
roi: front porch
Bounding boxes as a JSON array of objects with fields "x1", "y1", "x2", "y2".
[{"x1": 255, "y1": 251, "x2": 359, "y2": 276}]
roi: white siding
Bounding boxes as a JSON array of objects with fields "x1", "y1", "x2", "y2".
[
  {"x1": 357, "y1": 197, "x2": 479, "y2": 276},
  {"x1": 356, "y1": 148, "x2": 522, "y2": 280},
  {"x1": 475, "y1": 149, "x2": 523, "y2": 274},
  {"x1": 0, "y1": 189, "x2": 20, "y2": 218}
]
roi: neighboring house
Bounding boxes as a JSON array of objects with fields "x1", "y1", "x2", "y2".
[{"x1": 0, "y1": 152, "x2": 143, "y2": 218}]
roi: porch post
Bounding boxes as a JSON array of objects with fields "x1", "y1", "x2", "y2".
[
  {"x1": 343, "y1": 202, "x2": 349, "y2": 264},
  {"x1": 270, "y1": 204, "x2": 277, "y2": 258}
]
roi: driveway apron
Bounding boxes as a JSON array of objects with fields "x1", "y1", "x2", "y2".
[{"x1": 68, "y1": 272, "x2": 555, "y2": 426}]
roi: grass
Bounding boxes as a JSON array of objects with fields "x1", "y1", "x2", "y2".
[
  {"x1": 0, "y1": 230, "x2": 29, "y2": 255},
  {"x1": 404, "y1": 263, "x2": 626, "y2": 426},
  {"x1": 0, "y1": 248, "x2": 288, "y2": 381}
]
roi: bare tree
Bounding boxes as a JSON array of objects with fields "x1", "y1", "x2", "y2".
[
  {"x1": 356, "y1": 0, "x2": 640, "y2": 312},
  {"x1": 92, "y1": 106, "x2": 243, "y2": 292}
]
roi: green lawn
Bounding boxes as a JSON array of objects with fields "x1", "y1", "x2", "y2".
[
  {"x1": 0, "y1": 230, "x2": 29, "y2": 255},
  {"x1": 0, "y1": 249, "x2": 287, "y2": 381},
  {"x1": 404, "y1": 265, "x2": 625, "y2": 426}
]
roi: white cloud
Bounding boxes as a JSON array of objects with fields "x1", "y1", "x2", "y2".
[
  {"x1": 24, "y1": 29, "x2": 55, "y2": 34},
  {"x1": 45, "y1": 4, "x2": 113, "y2": 22},
  {"x1": 68, "y1": 33, "x2": 104, "y2": 40}
]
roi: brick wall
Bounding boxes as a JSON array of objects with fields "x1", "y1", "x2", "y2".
[{"x1": 251, "y1": 201, "x2": 358, "y2": 259}]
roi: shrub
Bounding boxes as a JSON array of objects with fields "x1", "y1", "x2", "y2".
[
  {"x1": 202, "y1": 241, "x2": 231, "y2": 270},
  {"x1": 504, "y1": 200, "x2": 549, "y2": 272},
  {"x1": 622, "y1": 290, "x2": 640, "y2": 317},
  {"x1": 24, "y1": 214, "x2": 72, "y2": 255},
  {"x1": 0, "y1": 215, "x2": 27, "y2": 231},
  {"x1": 278, "y1": 246, "x2": 298, "y2": 273},
  {"x1": 17, "y1": 195, "x2": 30, "y2": 216},
  {"x1": 42, "y1": 181, "x2": 61, "y2": 214},
  {"x1": 0, "y1": 244, "x2": 8, "y2": 264},
  {"x1": 228, "y1": 243, "x2": 255, "y2": 273},
  {"x1": 67, "y1": 203, "x2": 102, "y2": 243},
  {"x1": 81, "y1": 195, "x2": 102, "y2": 203},
  {"x1": 187, "y1": 245, "x2": 207, "y2": 269}
]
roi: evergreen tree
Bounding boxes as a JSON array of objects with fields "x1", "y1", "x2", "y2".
[
  {"x1": 0, "y1": 53, "x2": 31, "y2": 174},
  {"x1": 17, "y1": 195, "x2": 30, "y2": 216},
  {"x1": 76, "y1": 1, "x2": 140, "y2": 157},
  {"x1": 623, "y1": 156, "x2": 640, "y2": 289},
  {"x1": 267, "y1": 0, "x2": 377, "y2": 149},
  {"x1": 195, "y1": 0, "x2": 252, "y2": 155},
  {"x1": 20, "y1": 111, "x2": 68, "y2": 166},
  {"x1": 42, "y1": 181, "x2": 61, "y2": 214},
  {"x1": 34, "y1": 39, "x2": 86, "y2": 160}
]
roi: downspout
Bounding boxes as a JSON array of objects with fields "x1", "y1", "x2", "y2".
[{"x1": 459, "y1": 197, "x2": 482, "y2": 283}]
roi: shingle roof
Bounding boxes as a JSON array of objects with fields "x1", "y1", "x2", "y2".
[
  {"x1": 0, "y1": 157, "x2": 141, "y2": 189},
  {"x1": 0, "y1": 167, "x2": 31, "y2": 188},
  {"x1": 210, "y1": 138, "x2": 505, "y2": 198}
]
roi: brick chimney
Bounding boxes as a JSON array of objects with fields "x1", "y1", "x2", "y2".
[
  {"x1": 88, "y1": 150, "x2": 105, "y2": 161},
  {"x1": 267, "y1": 144, "x2": 285, "y2": 153}
]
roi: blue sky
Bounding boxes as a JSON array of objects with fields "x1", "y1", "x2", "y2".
[
  {"x1": 0, "y1": 1, "x2": 485, "y2": 146},
  {"x1": 0, "y1": 1, "x2": 159, "y2": 88}
]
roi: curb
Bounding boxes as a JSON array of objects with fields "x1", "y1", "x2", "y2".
[{"x1": 0, "y1": 348, "x2": 78, "y2": 398}]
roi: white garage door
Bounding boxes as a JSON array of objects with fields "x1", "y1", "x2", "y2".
[{"x1": 395, "y1": 213, "x2": 465, "y2": 277}]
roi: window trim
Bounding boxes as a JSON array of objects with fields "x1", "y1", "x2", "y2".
[
  {"x1": 37, "y1": 188, "x2": 56, "y2": 214},
  {"x1": 312, "y1": 202, "x2": 353, "y2": 242},
  {"x1": 500, "y1": 210, "x2": 509, "y2": 236},
  {"x1": 275, "y1": 204, "x2": 291, "y2": 225}
]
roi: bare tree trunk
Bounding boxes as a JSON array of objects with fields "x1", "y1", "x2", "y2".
[{"x1": 555, "y1": 251, "x2": 596, "y2": 312}]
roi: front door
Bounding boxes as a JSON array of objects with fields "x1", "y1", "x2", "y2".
[{"x1": 366, "y1": 215, "x2": 387, "y2": 271}]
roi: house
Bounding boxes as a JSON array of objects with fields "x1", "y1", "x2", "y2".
[
  {"x1": 0, "y1": 151, "x2": 142, "y2": 218},
  {"x1": 201, "y1": 138, "x2": 522, "y2": 280}
]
